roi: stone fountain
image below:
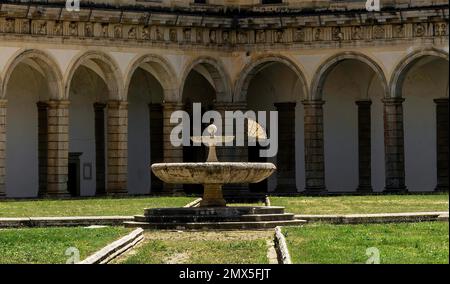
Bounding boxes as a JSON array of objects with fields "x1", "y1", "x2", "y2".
[{"x1": 125, "y1": 124, "x2": 304, "y2": 230}]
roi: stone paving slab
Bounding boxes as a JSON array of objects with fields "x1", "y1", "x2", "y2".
[
  {"x1": 0, "y1": 216, "x2": 134, "y2": 228},
  {"x1": 295, "y1": 212, "x2": 449, "y2": 224}
]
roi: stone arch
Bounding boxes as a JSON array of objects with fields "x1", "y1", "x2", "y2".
[
  {"x1": 64, "y1": 50, "x2": 123, "y2": 101},
  {"x1": 124, "y1": 54, "x2": 178, "y2": 102},
  {"x1": 310, "y1": 51, "x2": 389, "y2": 100},
  {"x1": 180, "y1": 56, "x2": 232, "y2": 103},
  {"x1": 1, "y1": 49, "x2": 64, "y2": 100},
  {"x1": 234, "y1": 54, "x2": 309, "y2": 103},
  {"x1": 390, "y1": 48, "x2": 449, "y2": 98}
]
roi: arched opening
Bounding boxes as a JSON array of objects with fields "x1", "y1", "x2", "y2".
[
  {"x1": 241, "y1": 58, "x2": 307, "y2": 193},
  {"x1": 398, "y1": 54, "x2": 449, "y2": 192},
  {"x1": 66, "y1": 53, "x2": 121, "y2": 197},
  {"x1": 127, "y1": 66, "x2": 165, "y2": 195},
  {"x1": 68, "y1": 65, "x2": 109, "y2": 196},
  {"x1": 4, "y1": 52, "x2": 62, "y2": 197},
  {"x1": 181, "y1": 59, "x2": 227, "y2": 194},
  {"x1": 315, "y1": 56, "x2": 387, "y2": 192}
]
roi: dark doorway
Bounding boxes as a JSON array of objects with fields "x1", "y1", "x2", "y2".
[{"x1": 68, "y1": 152, "x2": 83, "y2": 197}]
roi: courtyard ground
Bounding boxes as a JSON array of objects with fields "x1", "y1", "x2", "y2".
[
  {"x1": 0, "y1": 196, "x2": 195, "y2": 217},
  {"x1": 0, "y1": 227, "x2": 132, "y2": 264},
  {"x1": 114, "y1": 231, "x2": 275, "y2": 264},
  {"x1": 283, "y1": 222, "x2": 449, "y2": 264},
  {"x1": 270, "y1": 194, "x2": 449, "y2": 215}
]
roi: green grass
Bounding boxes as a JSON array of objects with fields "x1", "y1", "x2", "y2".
[
  {"x1": 118, "y1": 231, "x2": 270, "y2": 264},
  {"x1": 284, "y1": 222, "x2": 449, "y2": 264},
  {"x1": 0, "y1": 227, "x2": 131, "y2": 264},
  {"x1": 271, "y1": 194, "x2": 449, "y2": 215},
  {"x1": 0, "y1": 197, "x2": 195, "y2": 217}
]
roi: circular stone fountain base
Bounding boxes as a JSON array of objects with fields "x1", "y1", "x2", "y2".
[{"x1": 124, "y1": 206, "x2": 305, "y2": 230}]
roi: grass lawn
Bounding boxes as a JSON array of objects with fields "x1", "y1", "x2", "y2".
[
  {"x1": 116, "y1": 231, "x2": 272, "y2": 264},
  {"x1": 284, "y1": 222, "x2": 449, "y2": 264},
  {"x1": 271, "y1": 194, "x2": 449, "y2": 215},
  {"x1": 0, "y1": 197, "x2": 195, "y2": 217},
  {"x1": 0, "y1": 227, "x2": 131, "y2": 264}
]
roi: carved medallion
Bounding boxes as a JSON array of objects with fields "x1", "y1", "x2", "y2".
[{"x1": 414, "y1": 23, "x2": 426, "y2": 37}]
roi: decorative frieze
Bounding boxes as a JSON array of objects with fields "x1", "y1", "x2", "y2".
[{"x1": 0, "y1": 8, "x2": 447, "y2": 48}]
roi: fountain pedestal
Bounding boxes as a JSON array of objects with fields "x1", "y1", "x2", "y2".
[{"x1": 201, "y1": 184, "x2": 226, "y2": 207}]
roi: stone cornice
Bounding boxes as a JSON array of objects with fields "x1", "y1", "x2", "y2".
[{"x1": 0, "y1": 3, "x2": 448, "y2": 50}]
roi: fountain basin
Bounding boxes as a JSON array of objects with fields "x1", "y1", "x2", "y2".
[{"x1": 152, "y1": 162, "x2": 276, "y2": 185}]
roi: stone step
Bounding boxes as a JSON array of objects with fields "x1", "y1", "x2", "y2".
[
  {"x1": 124, "y1": 219, "x2": 306, "y2": 231},
  {"x1": 144, "y1": 206, "x2": 285, "y2": 217},
  {"x1": 134, "y1": 213, "x2": 295, "y2": 223},
  {"x1": 240, "y1": 213, "x2": 295, "y2": 222},
  {"x1": 134, "y1": 215, "x2": 242, "y2": 223}
]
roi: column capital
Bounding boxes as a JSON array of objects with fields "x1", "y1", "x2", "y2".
[
  {"x1": 434, "y1": 98, "x2": 449, "y2": 105},
  {"x1": 94, "y1": 102, "x2": 107, "y2": 110},
  {"x1": 163, "y1": 101, "x2": 184, "y2": 110},
  {"x1": 302, "y1": 100, "x2": 325, "y2": 107},
  {"x1": 355, "y1": 100, "x2": 373, "y2": 107},
  {"x1": 47, "y1": 100, "x2": 70, "y2": 108},
  {"x1": 382, "y1": 97, "x2": 405, "y2": 105},
  {"x1": 274, "y1": 102, "x2": 297, "y2": 109},
  {"x1": 108, "y1": 100, "x2": 128, "y2": 109},
  {"x1": 214, "y1": 101, "x2": 248, "y2": 110}
]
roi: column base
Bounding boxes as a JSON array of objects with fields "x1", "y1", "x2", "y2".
[
  {"x1": 0, "y1": 192, "x2": 6, "y2": 199},
  {"x1": 383, "y1": 186, "x2": 408, "y2": 194},
  {"x1": 304, "y1": 187, "x2": 327, "y2": 195},
  {"x1": 435, "y1": 185, "x2": 449, "y2": 192},
  {"x1": 106, "y1": 191, "x2": 128, "y2": 197},
  {"x1": 356, "y1": 185, "x2": 373, "y2": 193},
  {"x1": 275, "y1": 184, "x2": 298, "y2": 193},
  {"x1": 39, "y1": 192, "x2": 71, "y2": 199}
]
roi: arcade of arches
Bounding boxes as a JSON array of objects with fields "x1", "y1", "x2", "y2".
[{"x1": 0, "y1": 49, "x2": 447, "y2": 198}]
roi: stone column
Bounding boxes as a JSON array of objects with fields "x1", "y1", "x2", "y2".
[
  {"x1": 37, "y1": 102, "x2": 48, "y2": 197},
  {"x1": 274, "y1": 102, "x2": 298, "y2": 193},
  {"x1": 434, "y1": 98, "x2": 449, "y2": 192},
  {"x1": 162, "y1": 102, "x2": 184, "y2": 194},
  {"x1": 45, "y1": 100, "x2": 70, "y2": 197},
  {"x1": 383, "y1": 98, "x2": 407, "y2": 193},
  {"x1": 94, "y1": 103, "x2": 107, "y2": 196},
  {"x1": 106, "y1": 100, "x2": 128, "y2": 196},
  {"x1": 214, "y1": 102, "x2": 249, "y2": 194},
  {"x1": 0, "y1": 100, "x2": 6, "y2": 198},
  {"x1": 302, "y1": 100, "x2": 326, "y2": 194},
  {"x1": 356, "y1": 100, "x2": 373, "y2": 192},
  {"x1": 149, "y1": 103, "x2": 164, "y2": 193}
]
